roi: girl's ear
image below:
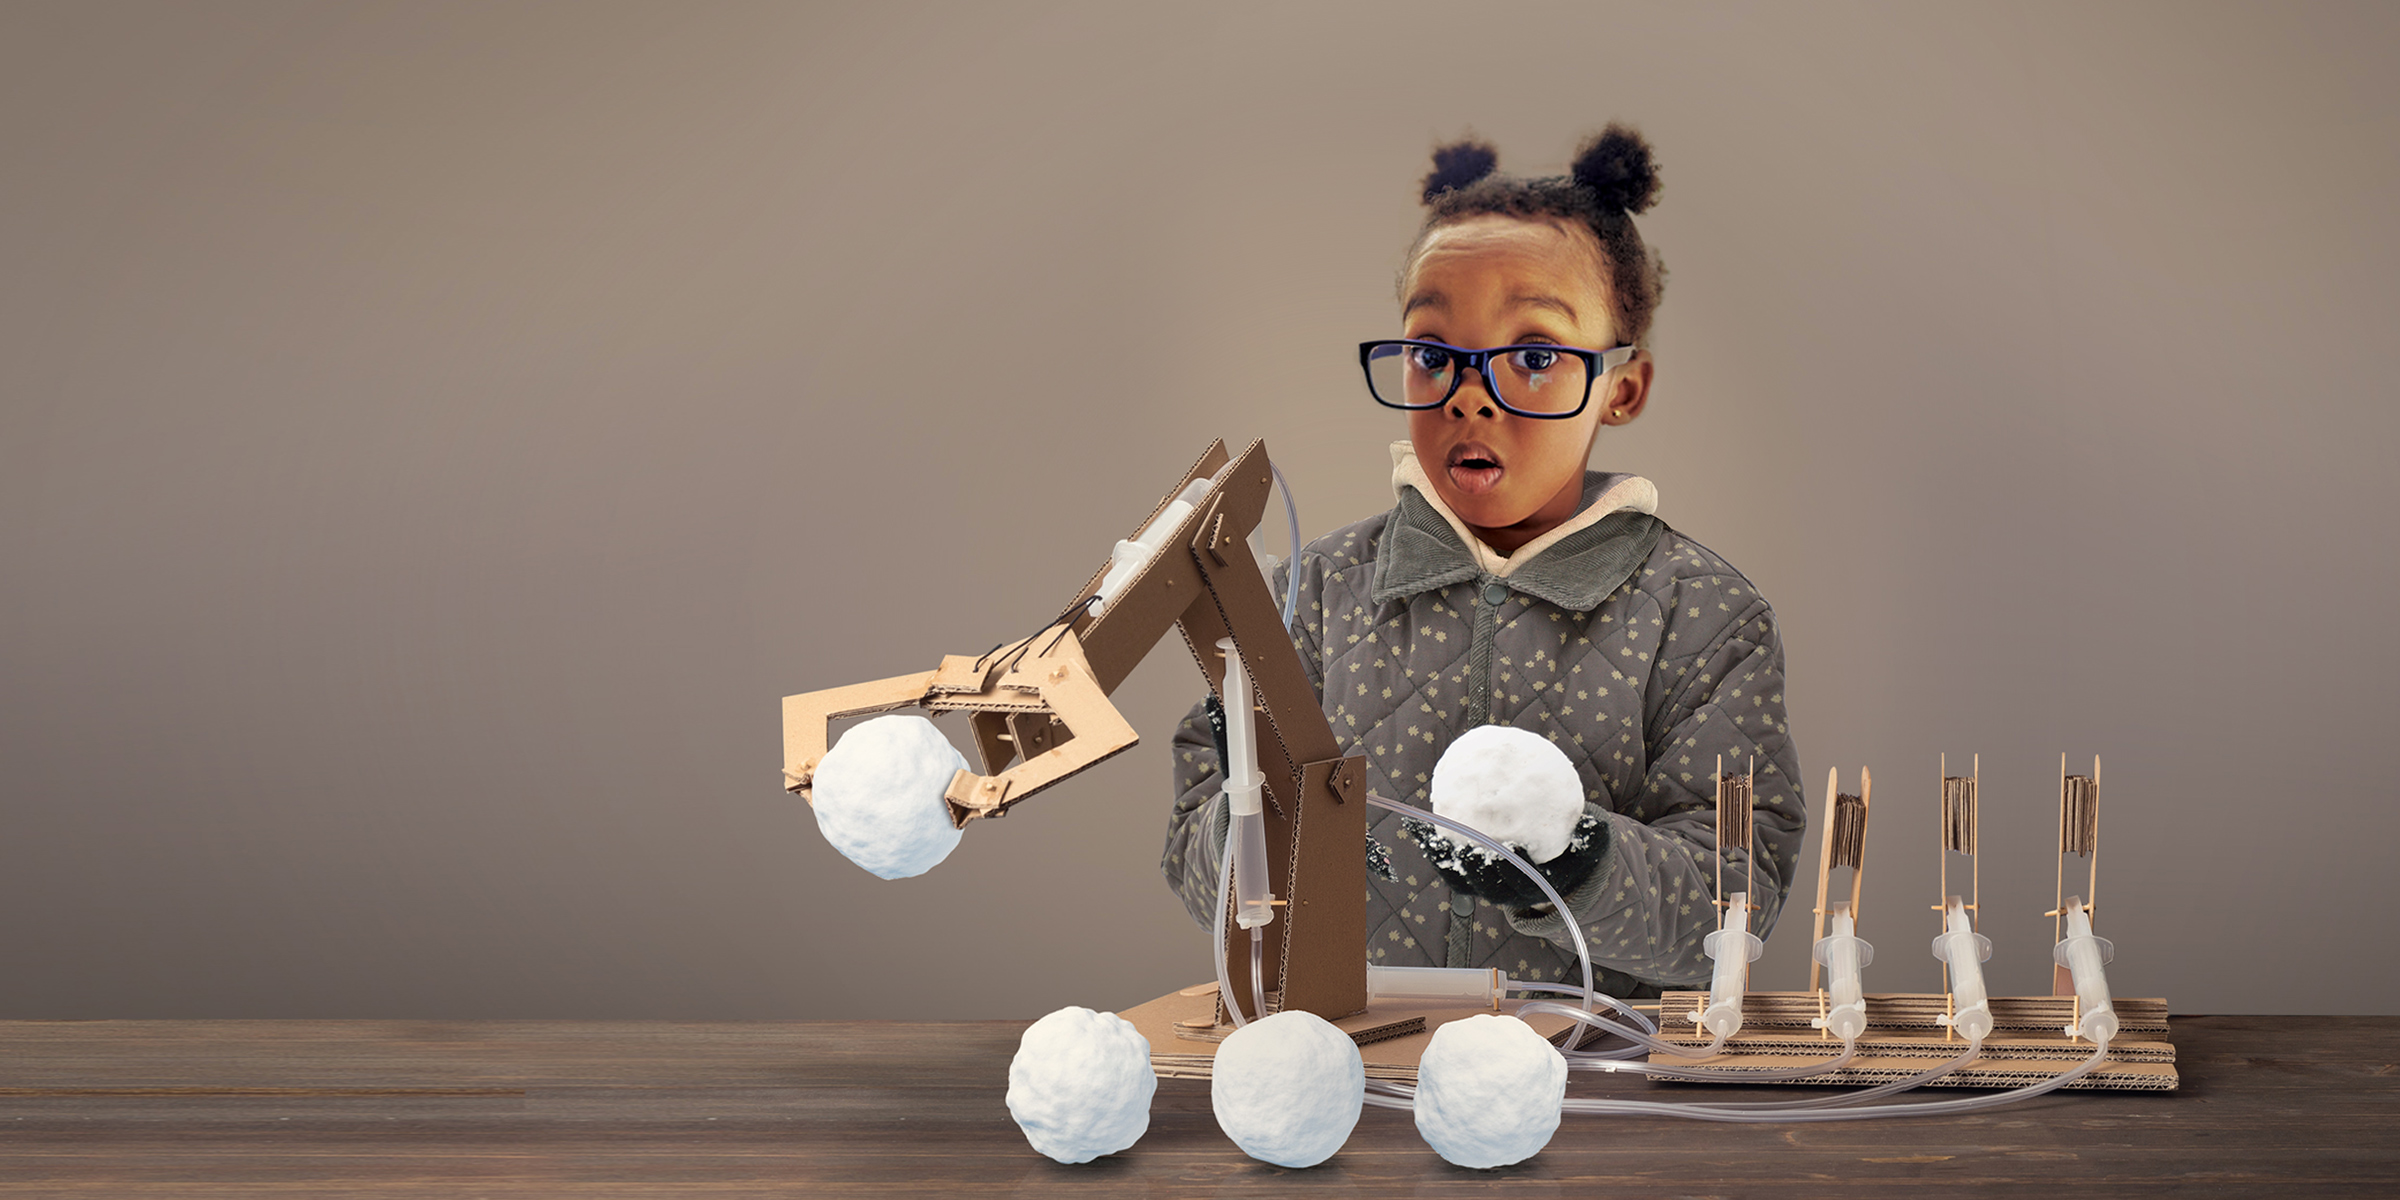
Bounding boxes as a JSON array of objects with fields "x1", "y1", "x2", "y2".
[{"x1": 1599, "y1": 352, "x2": 1655, "y2": 426}]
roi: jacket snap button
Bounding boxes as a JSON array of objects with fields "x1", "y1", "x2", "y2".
[{"x1": 1483, "y1": 582, "x2": 1508, "y2": 605}]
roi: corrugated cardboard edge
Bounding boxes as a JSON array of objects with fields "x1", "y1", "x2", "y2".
[{"x1": 1649, "y1": 990, "x2": 2179, "y2": 1091}]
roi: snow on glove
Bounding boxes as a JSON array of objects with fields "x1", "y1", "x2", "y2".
[{"x1": 1403, "y1": 809, "x2": 1610, "y2": 909}]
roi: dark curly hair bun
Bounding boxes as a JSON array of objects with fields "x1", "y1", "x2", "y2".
[
  {"x1": 1570, "y1": 123, "x2": 1660, "y2": 215},
  {"x1": 1421, "y1": 138, "x2": 1499, "y2": 204}
]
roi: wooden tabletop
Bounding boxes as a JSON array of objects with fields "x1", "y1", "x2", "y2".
[{"x1": 0, "y1": 1015, "x2": 2392, "y2": 1197}]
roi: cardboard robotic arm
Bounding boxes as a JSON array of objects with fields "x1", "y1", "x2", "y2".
[{"x1": 780, "y1": 439, "x2": 1369, "y2": 1023}]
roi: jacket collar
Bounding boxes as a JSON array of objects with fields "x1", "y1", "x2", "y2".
[{"x1": 1373, "y1": 451, "x2": 1665, "y2": 611}]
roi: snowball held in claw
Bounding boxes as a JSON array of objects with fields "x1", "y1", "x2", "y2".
[
  {"x1": 1413, "y1": 1013, "x2": 1567, "y2": 1169},
  {"x1": 1006, "y1": 1006, "x2": 1158, "y2": 1164},
  {"x1": 808, "y1": 713, "x2": 968, "y2": 879},
  {"x1": 1429, "y1": 724, "x2": 1586, "y2": 864},
  {"x1": 1210, "y1": 1010, "x2": 1366, "y2": 1168}
]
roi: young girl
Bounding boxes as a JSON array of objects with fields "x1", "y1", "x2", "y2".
[{"x1": 1161, "y1": 126, "x2": 1806, "y2": 999}]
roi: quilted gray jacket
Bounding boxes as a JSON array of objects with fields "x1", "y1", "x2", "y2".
[{"x1": 1160, "y1": 470, "x2": 1806, "y2": 996}]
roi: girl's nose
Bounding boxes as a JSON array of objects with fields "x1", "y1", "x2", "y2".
[{"x1": 1448, "y1": 372, "x2": 1498, "y2": 418}]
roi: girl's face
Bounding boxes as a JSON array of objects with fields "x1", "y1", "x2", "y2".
[{"x1": 1400, "y1": 215, "x2": 1651, "y2": 555}]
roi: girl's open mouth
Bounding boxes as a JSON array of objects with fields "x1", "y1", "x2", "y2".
[{"x1": 1446, "y1": 444, "x2": 1505, "y2": 497}]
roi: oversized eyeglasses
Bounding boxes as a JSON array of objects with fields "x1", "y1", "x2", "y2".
[{"x1": 1358, "y1": 339, "x2": 1636, "y2": 419}]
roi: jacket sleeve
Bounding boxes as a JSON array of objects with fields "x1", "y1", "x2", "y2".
[
  {"x1": 1503, "y1": 573, "x2": 1808, "y2": 988},
  {"x1": 1160, "y1": 556, "x2": 1324, "y2": 929}
]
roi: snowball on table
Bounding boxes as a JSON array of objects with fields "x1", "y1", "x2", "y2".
[
  {"x1": 809, "y1": 713, "x2": 968, "y2": 879},
  {"x1": 1006, "y1": 1006, "x2": 1157, "y2": 1164},
  {"x1": 1429, "y1": 724, "x2": 1585, "y2": 864},
  {"x1": 1210, "y1": 1010, "x2": 1365, "y2": 1168},
  {"x1": 1413, "y1": 1013, "x2": 1567, "y2": 1169}
]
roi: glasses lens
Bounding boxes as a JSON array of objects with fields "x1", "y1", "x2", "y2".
[
  {"x1": 1366, "y1": 342, "x2": 1456, "y2": 409},
  {"x1": 1489, "y1": 347, "x2": 1590, "y2": 416}
]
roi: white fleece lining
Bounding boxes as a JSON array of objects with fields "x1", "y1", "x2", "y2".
[{"x1": 1388, "y1": 440, "x2": 1658, "y2": 580}]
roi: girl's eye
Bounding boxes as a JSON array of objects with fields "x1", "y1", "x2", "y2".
[
  {"x1": 1408, "y1": 346, "x2": 1454, "y2": 376},
  {"x1": 1509, "y1": 347, "x2": 1559, "y2": 372}
]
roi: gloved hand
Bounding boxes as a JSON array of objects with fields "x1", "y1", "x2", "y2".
[
  {"x1": 1406, "y1": 723, "x2": 1605, "y2": 907},
  {"x1": 1402, "y1": 809, "x2": 1610, "y2": 910}
]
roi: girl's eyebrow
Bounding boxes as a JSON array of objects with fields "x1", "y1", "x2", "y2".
[
  {"x1": 1509, "y1": 293, "x2": 1580, "y2": 321},
  {"x1": 1402, "y1": 290, "x2": 1448, "y2": 317}
]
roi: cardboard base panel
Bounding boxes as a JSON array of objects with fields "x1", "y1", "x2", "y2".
[
  {"x1": 1118, "y1": 985, "x2": 2176, "y2": 1092},
  {"x1": 1646, "y1": 990, "x2": 2178, "y2": 1091}
]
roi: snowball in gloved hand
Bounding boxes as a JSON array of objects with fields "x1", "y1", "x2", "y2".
[
  {"x1": 1429, "y1": 724, "x2": 1585, "y2": 864},
  {"x1": 1413, "y1": 1013, "x2": 1567, "y2": 1169},
  {"x1": 1210, "y1": 1010, "x2": 1365, "y2": 1168},
  {"x1": 1006, "y1": 1006, "x2": 1157, "y2": 1163},
  {"x1": 809, "y1": 713, "x2": 967, "y2": 879}
]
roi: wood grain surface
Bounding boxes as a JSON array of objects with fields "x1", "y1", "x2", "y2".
[{"x1": 0, "y1": 1016, "x2": 2392, "y2": 1197}]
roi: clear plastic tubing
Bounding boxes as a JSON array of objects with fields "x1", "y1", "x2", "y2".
[
  {"x1": 1365, "y1": 795, "x2": 1597, "y2": 1043},
  {"x1": 1249, "y1": 927, "x2": 1266, "y2": 1026},
  {"x1": 1696, "y1": 891, "x2": 1762, "y2": 1040},
  {"x1": 1579, "y1": 1039, "x2": 1853, "y2": 1083},
  {"x1": 2054, "y1": 898, "x2": 2118, "y2": 1044},
  {"x1": 1518, "y1": 999, "x2": 1725, "y2": 1061},
  {"x1": 1932, "y1": 897, "x2": 1995, "y2": 1043},
  {"x1": 1216, "y1": 638, "x2": 1274, "y2": 932},
  {"x1": 1610, "y1": 1042, "x2": 1984, "y2": 1113},
  {"x1": 1812, "y1": 911, "x2": 1874, "y2": 1042},
  {"x1": 1494, "y1": 980, "x2": 1659, "y2": 1037},
  {"x1": 1269, "y1": 459, "x2": 1302, "y2": 630},
  {"x1": 1210, "y1": 828, "x2": 1247, "y2": 1028},
  {"x1": 1550, "y1": 1038, "x2": 2118, "y2": 1123}
]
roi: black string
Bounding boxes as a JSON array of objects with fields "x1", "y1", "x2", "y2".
[
  {"x1": 1037, "y1": 594, "x2": 1104, "y2": 657},
  {"x1": 974, "y1": 594, "x2": 1103, "y2": 677}
]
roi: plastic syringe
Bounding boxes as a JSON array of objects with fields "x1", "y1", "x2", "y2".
[
  {"x1": 1216, "y1": 637, "x2": 1275, "y2": 931},
  {"x1": 1931, "y1": 897, "x2": 1994, "y2": 1042},
  {"x1": 1810, "y1": 910, "x2": 1874, "y2": 1042},
  {"x1": 1094, "y1": 473, "x2": 1219, "y2": 612},
  {"x1": 1696, "y1": 891, "x2": 1763, "y2": 1040},
  {"x1": 2053, "y1": 897, "x2": 2118, "y2": 1044}
]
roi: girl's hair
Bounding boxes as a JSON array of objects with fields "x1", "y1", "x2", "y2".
[{"x1": 1405, "y1": 125, "x2": 1666, "y2": 347}]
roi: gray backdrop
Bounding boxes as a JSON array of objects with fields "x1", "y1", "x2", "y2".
[{"x1": 3, "y1": 1, "x2": 2394, "y2": 1020}]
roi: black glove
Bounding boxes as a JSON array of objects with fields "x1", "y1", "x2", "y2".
[{"x1": 1401, "y1": 810, "x2": 1610, "y2": 910}]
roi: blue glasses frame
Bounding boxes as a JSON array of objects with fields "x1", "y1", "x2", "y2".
[{"x1": 1358, "y1": 339, "x2": 1637, "y2": 419}]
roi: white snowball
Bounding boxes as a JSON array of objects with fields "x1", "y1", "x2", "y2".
[
  {"x1": 809, "y1": 714, "x2": 968, "y2": 879},
  {"x1": 1210, "y1": 1010, "x2": 1365, "y2": 1168},
  {"x1": 1413, "y1": 1014, "x2": 1567, "y2": 1169},
  {"x1": 1429, "y1": 724, "x2": 1585, "y2": 864},
  {"x1": 1006, "y1": 1006, "x2": 1157, "y2": 1164}
]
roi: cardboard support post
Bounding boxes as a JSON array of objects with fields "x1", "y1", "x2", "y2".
[{"x1": 1171, "y1": 441, "x2": 1362, "y2": 1024}]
